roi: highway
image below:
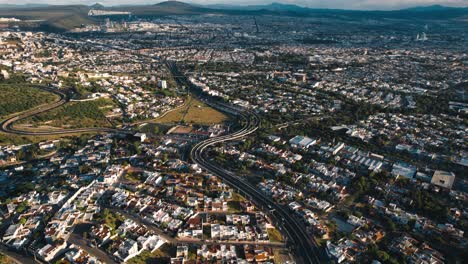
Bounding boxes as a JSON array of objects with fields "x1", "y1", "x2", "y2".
[
  {"x1": 180, "y1": 100, "x2": 326, "y2": 263},
  {"x1": 0, "y1": 85, "x2": 130, "y2": 136},
  {"x1": 166, "y1": 60, "x2": 327, "y2": 263},
  {"x1": 0, "y1": 56, "x2": 327, "y2": 263}
]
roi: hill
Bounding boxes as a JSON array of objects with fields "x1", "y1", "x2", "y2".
[
  {"x1": 0, "y1": 1, "x2": 466, "y2": 32},
  {"x1": 120, "y1": 1, "x2": 210, "y2": 16},
  {"x1": 0, "y1": 5, "x2": 94, "y2": 32}
]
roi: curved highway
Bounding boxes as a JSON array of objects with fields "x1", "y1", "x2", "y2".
[
  {"x1": 0, "y1": 86, "x2": 129, "y2": 136},
  {"x1": 190, "y1": 104, "x2": 326, "y2": 264}
]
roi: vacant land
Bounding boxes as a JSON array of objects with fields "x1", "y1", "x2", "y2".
[
  {"x1": 0, "y1": 253, "x2": 15, "y2": 264},
  {"x1": 267, "y1": 228, "x2": 284, "y2": 243},
  {"x1": 273, "y1": 248, "x2": 294, "y2": 264},
  {"x1": 154, "y1": 97, "x2": 228, "y2": 125},
  {"x1": 127, "y1": 244, "x2": 176, "y2": 264},
  {"x1": 0, "y1": 84, "x2": 59, "y2": 118},
  {"x1": 20, "y1": 98, "x2": 117, "y2": 129}
]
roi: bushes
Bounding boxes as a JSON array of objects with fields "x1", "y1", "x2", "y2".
[
  {"x1": 27, "y1": 98, "x2": 115, "y2": 128},
  {"x1": 0, "y1": 84, "x2": 58, "y2": 117}
]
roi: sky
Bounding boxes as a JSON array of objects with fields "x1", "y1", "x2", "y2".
[{"x1": 0, "y1": 0, "x2": 467, "y2": 10}]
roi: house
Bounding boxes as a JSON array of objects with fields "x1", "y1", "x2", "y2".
[
  {"x1": 268, "y1": 135, "x2": 281, "y2": 142},
  {"x1": 134, "y1": 133, "x2": 147, "y2": 143},
  {"x1": 2, "y1": 224, "x2": 21, "y2": 242},
  {"x1": 37, "y1": 241, "x2": 67, "y2": 262},
  {"x1": 138, "y1": 235, "x2": 166, "y2": 252},
  {"x1": 115, "y1": 239, "x2": 139, "y2": 262},
  {"x1": 391, "y1": 162, "x2": 417, "y2": 179},
  {"x1": 158, "y1": 80, "x2": 167, "y2": 89},
  {"x1": 0, "y1": 69, "x2": 9, "y2": 80},
  {"x1": 176, "y1": 245, "x2": 189, "y2": 258},
  {"x1": 289, "y1": 135, "x2": 317, "y2": 148},
  {"x1": 431, "y1": 170, "x2": 455, "y2": 189}
]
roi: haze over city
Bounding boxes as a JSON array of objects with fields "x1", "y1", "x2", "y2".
[
  {"x1": 1, "y1": 0, "x2": 468, "y2": 10},
  {"x1": 0, "y1": 0, "x2": 466, "y2": 264}
]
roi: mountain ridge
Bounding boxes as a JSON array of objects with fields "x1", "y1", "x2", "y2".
[{"x1": 0, "y1": 1, "x2": 466, "y2": 32}]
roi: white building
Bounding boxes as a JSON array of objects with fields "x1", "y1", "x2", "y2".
[
  {"x1": 158, "y1": 80, "x2": 168, "y2": 89},
  {"x1": 289, "y1": 135, "x2": 317, "y2": 148},
  {"x1": 431, "y1": 170, "x2": 455, "y2": 189}
]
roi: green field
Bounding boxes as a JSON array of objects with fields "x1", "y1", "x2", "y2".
[
  {"x1": 0, "y1": 253, "x2": 15, "y2": 264},
  {"x1": 154, "y1": 97, "x2": 228, "y2": 125},
  {"x1": 267, "y1": 228, "x2": 284, "y2": 243},
  {"x1": 127, "y1": 244, "x2": 176, "y2": 264},
  {"x1": 0, "y1": 84, "x2": 59, "y2": 118},
  {"x1": 20, "y1": 98, "x2": 117, "y2": 129}
]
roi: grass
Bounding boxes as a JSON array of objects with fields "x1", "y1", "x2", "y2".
[
  {"x1": 125, "y1": 171, "x2": 145, "y2": 183},
  {"x1": 227, "y1": 201, "x2": 242, "y2": 213},
  {"x1": 154, "y1": 97, "x2": 228, "y2": 125},
  {"x1": 95, "y1": 208, "x2": 124, "y2": 231},
  {"x1": 0, "y1": 131, "x2": 99, "y2": 146},
  {"x1": 19, "y1": 98, "x2": 117, "y2": 129},
  {"x1": 127, "y1": 244, "x2": 175, "y2": 264},
  {"x1": 0, "y1": 84, "x2": 59, "y2": 118},
  {"x1": 0, "y1": 253, "x2": 15, "y2": 264},
  {"x1": 267, "y1": 228, "x2": 284, "y2": 243},
  {"x1": 273, "y1": 248, "x2": 293, "y2": 264}
]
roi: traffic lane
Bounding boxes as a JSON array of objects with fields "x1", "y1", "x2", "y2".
[
  {"x1": 192, "y1": 131, "x2": 324, "y2": 263},
  {"x1": 198, "y1": 159, "x2": 321, "y2": 264},
  {"x1": 68, "y1": 225, "x2": 118, "y2": 264}
]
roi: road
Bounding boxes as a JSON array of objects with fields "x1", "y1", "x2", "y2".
[
  {"x1": 166, "y1": 60, "x2": 327, "y2": 263},
  {"x1": 0, "y1": 244, "x2": 37, "y2": 264},
  {"x1": 105, "y1": 206, "x2": 286, "y2": 248},
  {"x1": 0, "y1": 85, "x2": 130, "y2": 136},
  {"x1": 0, "y1": 56, "x2": 326, "y2": 263},
  {"x1": 68, "y1": 232, "x2": 118, "y2": 264},
  {"x1": 185, "y1": 97, "x2": 327, "y2": 263}
]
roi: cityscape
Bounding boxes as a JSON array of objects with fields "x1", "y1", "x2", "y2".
[{"x1": 0, "y1": 1, "x2": 466, "y2": 264}]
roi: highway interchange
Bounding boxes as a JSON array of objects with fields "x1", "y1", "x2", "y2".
[
  {"x1": 170, "y1": 62, "x2": 327, "y2": 263},
  {"x1": 0, "y1": 63, "x2": 328, "y2": 263},
  {"x1": 0, "y1": 85, "x2": 129, "y2": 136}
]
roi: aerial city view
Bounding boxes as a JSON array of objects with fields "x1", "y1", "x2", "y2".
[{"x1": 0, "y1": 0, "x2": 466, "y2": 263}]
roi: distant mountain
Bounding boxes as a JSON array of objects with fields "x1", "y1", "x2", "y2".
[
  {"x1": 206, "y1": 2, "x2": 309, "y2": 12},
  {"x1": 89, "y1": 3, "x2": 105, "y2": 10},
  {"x1": 154, "y1": 1, "x2": 194, "y2": 8},
  {"x1": 0, "y1": 1, "x2": 466, "y2": 32},
  {"x1": 205, "y1": 2, "x2": 468, "y2": 20},
  {"x1": 206, "y1": 2, "x2": 468, "y2": 12},
  {"x1": 119, "y1": 1, "x2": 208, "y2": 16},
  {"x1": 0, "y1": 3, "x2": 49, "y2": 9},
  {"x1": 402, "y1": 5, "x2": 461, "y2": 12}
]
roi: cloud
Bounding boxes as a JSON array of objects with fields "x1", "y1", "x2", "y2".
[{"x1": 0, "y1": 0, "x2": 466, "y2": 10}]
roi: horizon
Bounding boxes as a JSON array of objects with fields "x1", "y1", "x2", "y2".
[{"x1": 0, "y1": 0, "x2": 467, "y2": 11}]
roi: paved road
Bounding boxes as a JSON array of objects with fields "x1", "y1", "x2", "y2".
[
  {"x1": 130, "y1": 60, "x2": 318, "y2": 260},
  {"x1": 106, "y1": 206, "x2": 285, "y2": 248},
  {"x1": 68, "y1": 232, "x2": 117, "y2": 264},
  {"x1": 0, "y1": 85, "x2": 131, "y2": 136},
  {"x1": 189, "y1": 103, "x2": 327, "y2": 264},
  {"x1": 0, "y1": 245, "x2": 37, "y2": 264},
  {"x1": 166, "y1": 61, "x2": 327, "y2": 263}
]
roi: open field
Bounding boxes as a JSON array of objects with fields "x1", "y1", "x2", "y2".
[
  {"x1": 0, "y1": 132, "x2": 96, "y2": 146},
  {"x1": 273, "y1": 248, "x2": 294, "y2": 264},
  {"x1": 18, "y1": 98, "x2": 117, "y2": 129},
  {"x1": 267, "y1": 228, "x2": 284, "y2": 243},
  {"x1": 127, "y1": 244, "x2": 176, "y2": 264},
  {"x1": 154, "y1": 97, "x2": 228, "y2": 125},
  {"x1": 0, "y1": 253, "x2": 15, "y2": 264},
  {"x1": 0, "y1": 84, "x2": 59, "y2": 118}
]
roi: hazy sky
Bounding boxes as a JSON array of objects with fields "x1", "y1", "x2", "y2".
[{"x1": 1, "y1": 0, "x2": 467, "y2": 10}]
